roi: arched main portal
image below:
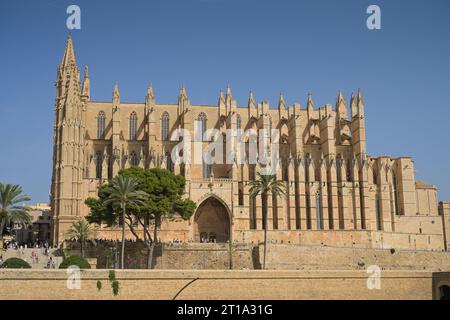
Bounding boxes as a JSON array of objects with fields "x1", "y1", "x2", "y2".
[{"x1": 194, "y1": 196, "x2": 230, "y2": 243}]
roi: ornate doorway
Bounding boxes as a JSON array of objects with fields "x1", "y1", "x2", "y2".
[{"x1": 194, "y1": 196, "x2": 230, "y2": 243}]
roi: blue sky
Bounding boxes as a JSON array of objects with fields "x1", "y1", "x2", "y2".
[{"x1": 0, "y1": 0, "x2": 449, "y2": 203}]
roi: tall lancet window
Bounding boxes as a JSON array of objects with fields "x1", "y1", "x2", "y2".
[
  {"x1": 166, "y1": 152, "x2": 173, "y2": 172},
  {"x1": 129, "y1": 112, "x2": 138, "y2": 141},
  {"x1": 130, "y1": 151, "x2": 139, "y2": 166},
  {"x1": 203, "y1": 153, "x2": 211, "y2": 178},
  {"x1": 336, "y1": 156, "x2": 342, "y2": 182},
  {"x1": 161, "y1": 112, "x2": 170, "y2": 141},
  {"x1": 375, "y1": 194, "x2": 382, "y2": 230},
  {"x1": 97, "y1": 111, "x2": 106, "y2": 139},
  {"x1": 96, "y1": 151, "x2": 102, "y2": 179},
  {"x1": 236, "y1": 114, "x2": 241, "y2": 130},
  {"x1": 196, "y1": 112, "x2": 207, "y2": 141},
  {"x1": 393, "y1": 173, "x2": 400, "y2": 215},
  {"x1": 316, "y1": 191, "x2": 323, "y2": 230}
]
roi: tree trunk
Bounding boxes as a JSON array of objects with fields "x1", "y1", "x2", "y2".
[
  {"x1": 261, "y1": 191, "x2": 268, "y2": 270},
  {"x1": 80, "y1": 239, "x2": 84, "y2": 258},
  {"x1": 121, "y1": 204, "x2": 126, "y2": 269},
  {"x1": 0, "y1": 220, "x2": 5, "y2": 241},
  {"x1": 148, "y1": 215, "x2": 160, "y2": 270},
  {"x1": 144, "y1": 215, "x2": 152, "y2": 269}
]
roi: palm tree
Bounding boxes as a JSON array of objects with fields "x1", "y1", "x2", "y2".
[
  {"x1": 104, "y1": 175, "x2": 147, "y2": 269},
  {"x1": 0, "y1": 183, "x2": 32, "y2": 242},
  {"x1": 248, "y1": 169, "x2": 286, "y2": 270},
  {"x1": 66, "y1": 218, "x2": 96, "y2": 258}
]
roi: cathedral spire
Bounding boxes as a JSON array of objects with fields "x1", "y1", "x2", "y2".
[
  {"x1": 60, "y1": 34, "x2": 77, "y2": 68},
  {"x1": 357, "y1": 88, "x2": 365, "y2": 117},
  {"x1": 278, "y1": 92, "x2": 286, "y2": 109},
  {"x1": 307, "y1": 93, "x2": 314, "y2": 113},
  {"x1": 350, "y1": 91, "x2": 357, "y2": 118},
  {"x1": 219, "y1": 89, "x2": 225, "y2": 105},
  {"x1": 145, "y1": 83, "x2": 155, "y2": 104},
  {"x1": 225, "y1": 83, "x2": 233, "y2": 109},
  {"x1": 336, "y1": 90, "x2": 348, "y2": 119},
  {"x1": 113, "y1": 81, "x2": 120, "y2": 103},
  {"x1": 179, "y1": 85, "x2": 188, "y2": 100},
  {"x1": 226, "y1": 83, "x2": 232, "y2": 98},
  {"x1": 82, "y1": 65, "x2": 90, "y2": 98},
  {"x1": 147, "y1": 84, "x2": 154, "y2": 100},
  {"x1": 178, "y1": 84, "x2": 189, "y2": 107},
  {"x1": 248, "y1": 89, "x2": 255, "y2": 108}
]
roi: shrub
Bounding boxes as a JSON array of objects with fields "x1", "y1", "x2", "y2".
[
  {"x1": 0, "y1": 257, "x2": 31, "y2": 269},
  {"x1": 59, "y1": 255, "x2": 91, "y2": 269},
  {"x1": 112, "y1": 280, "x2": 120, "y2": 296},
  {"x1": 108, "y1": 269, "x2": 116, "y2": 281}
]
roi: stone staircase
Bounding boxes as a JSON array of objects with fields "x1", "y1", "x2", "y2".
[{"x1": 1, "y1": 248, "x2": 63, "y2": 269}]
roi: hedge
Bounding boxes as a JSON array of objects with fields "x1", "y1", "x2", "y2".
[{"x1": 59, "y1": 255, "x2": 91, "y2": 269}]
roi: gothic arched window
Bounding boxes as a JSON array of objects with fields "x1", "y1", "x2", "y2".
[
  {"x1": 129, "y1": 112, "x2": 138, "y2": 141},
  {"x1": 197, "y1": 112, "x2": 207, "y2": 141},
  {"x1": 96, "y1": 152, "x2": 102, "y2": 179},
  {"x1": 97, "y1": 111, "x2": 106, "y2": 139},
  {"x1": 236, "y1": 114, "x2": 241, "y2": 130},
  {"x1": 161, "y1": 112, "x2": 169, "y2": 141}
]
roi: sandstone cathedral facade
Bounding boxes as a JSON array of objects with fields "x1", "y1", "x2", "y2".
[{"x1": 51, "y1": 36, "x2": 450, "y2": 251}]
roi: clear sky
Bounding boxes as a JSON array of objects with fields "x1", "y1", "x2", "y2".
[{"x1": 0, "y1": 0, "x2": 449, "y2": 204}]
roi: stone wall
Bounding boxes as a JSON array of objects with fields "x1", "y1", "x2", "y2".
[
  {"x1": 0, "y1": 269, "x2": 449, "y2": 300},
  {"x1": 64, "y1": 241, "x2": 257, "y2": 270},
  {"x1": 236, "y1": 229, "x2": 445, "y2": 251},
  {"x1": 262, "y1": 244, "x2": 450, "y2": 271},
  {"x1": 64, "y1": 241, "x2": 450, "y2": 272}
]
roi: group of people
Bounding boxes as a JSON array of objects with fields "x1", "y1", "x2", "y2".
[{"x1": 3, "y1": 239, "x2": 53, "y2": 251}]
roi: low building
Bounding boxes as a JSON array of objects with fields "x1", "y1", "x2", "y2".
[{"x1": 15, "y1": 203, "x2": 53, "y2": 245}]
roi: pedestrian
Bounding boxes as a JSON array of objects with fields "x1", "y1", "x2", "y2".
[{"x1": 31, "y1": 250, "x2": 36, "y2": 263}]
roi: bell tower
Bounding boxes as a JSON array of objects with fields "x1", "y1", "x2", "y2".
[{"x1": 51, "y1": 35, "x2": 86, "y2": 244}]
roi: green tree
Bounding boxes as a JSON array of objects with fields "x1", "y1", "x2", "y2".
[
  {"x1": 103, "y1": 175, "x2": 148, "y2": 269},
  {"x1": 85, "y1": 168, "x2": 196, "y2": 268},
  {"x1": 119, "y1": 167, "x2": 196, "y2": 267},
  {"x1": 65, "y1": 218, "x2": 96, "y2": 258},
  {"x1": 248, "y1": 169, "x2": 286, "y2": 270},
  {"x1": 0, "y1": 183, "x2": 32, "y2": 241}
]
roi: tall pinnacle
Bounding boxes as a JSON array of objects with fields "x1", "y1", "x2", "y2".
[
  {"x1": 350, "y1": 92, "x2": 357, "y2": 118},
  {"x1": 219, "y1": 89, "x2": 225, "y2": 105},
  {"x1": 226, "y1": 83, "x2": 232, "y2": 98},
  {"x1": 82, "y1": 65, "x2": 90, "y2": 98},
  {"x1": 307, "y1": 93, "x2": 314, "y2": 111},
  {"x1": 147, "y1": 84, "x2": 154, "y2": 100},
  {"x1": 278, "y1": 92, "x2": 286, "y2": 109},
  {"x1": 248, "y1": 89, "x2": 255, "y2": 108},
  {"x1": 60, "y1": 34, "x2": 77, "y2": 68},
  {"x1": 113, "y1": 82, "x2": 120, "y2": 102}
]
